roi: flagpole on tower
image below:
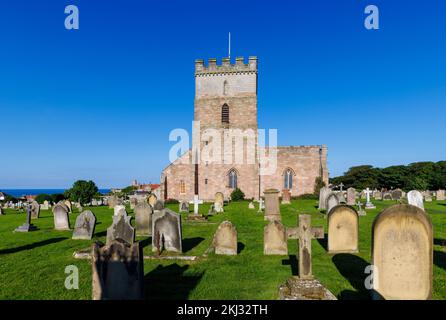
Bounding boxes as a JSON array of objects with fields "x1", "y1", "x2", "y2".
[{"x1": 228, "y1": 32, "x2": 231, "y2": 59}]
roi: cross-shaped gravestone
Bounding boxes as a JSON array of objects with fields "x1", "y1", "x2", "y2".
[
  {"x1": 364, "y1": 188, "x2": 376, "y2": 209},
  {"x1": 189, "y1": 194, "x2": 203, "y2": 215},
  {"x1": 14, "y1": 204, "x2": 38, "y2": 232},
  {"x1": 339, "y1": 183, "x2": 344, "y2": 192},
  {"x1": 286, "y1": 214, "x2": 324, "y2": 279}
]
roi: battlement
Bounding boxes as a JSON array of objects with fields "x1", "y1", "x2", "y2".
[{"x1": 195, "y1": 56, "x2": 257, "y2": 76}]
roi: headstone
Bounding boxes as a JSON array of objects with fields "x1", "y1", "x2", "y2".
[
  {"x1": 114, "y1": 205, "x2": 127, "y2": 217},
  {"x1": 53, "y1": 204, "x2": 70, "y2": 230},
  {"x1": 407, "y1": 190, "x2": 424, "y2": 210},
  {"x1": 189, "y1": 195, "x2": 204, "y2": 216},
  {"x1": 248, "y1": 202, "x2": 255, "y2": 209},
  {"x1": 336, "y1": 192, "x2": 346, "y2": 204},
  {"x1": 328, "y1": 205, "x2": 359, "y2": 253},
  {"x1": 152, "y1": 208, "x2": 182, "y2": 253},
  {"x1": 215, "y1": 192, "x2": 224, "y2": 206},
  {"x1": 325, "y1": 193, "x2": 339, "y2": 213},
  {"x1": 364, "y1": 188, "x2": 376, "y2": 209},
  {"x1": 356, "y1": 201, "x2": 366, "y2": 216},
  {"x1": 264, "y1": 220, "x2": 287, "y2": 255},
  {"x1": 30, "y1": 201, "x2": 40, "y2": 219},
  {"x1": 264, "y1": 189, "x2": 281, "y2": 222},
  {"x1": 257, "y1": 198, "x2": 265, "y2": 212},
  {"x1": 208, "y1": 204, "x2": 217, "y2": 216},
  {"x1": 391, "y1": 189, "x2": 403, "y2": 200},
  {"x1": 64, "y1": 200, "x2": 72, "y2": 213},
  {"x1": 14, "y1": 204, "x2": 38, "y2": 232},
  {"x1": 371, "y1": 204, "x2": 432, "y2": 300},
  {"x1": 213, "y1": 221, "x2": 237, "y2": 255},
  {"x1": 179, "y1": 201, "x2": 189, "y2": 213},
  {"x1": 282, "y1": 189, "x2": 291, "y2": 205},
  {"x1": 92, "y1": 199, "x2": 98, "y2": 207},
  {"x1": 135, "y1": 202, "x2": 153, "y2": 236},
  {"x1": 41, "y1": 200, "x2": 49, "y2": 210},
  {"x1": 347, "y1": 187, "x2": 356, "y2": 206},
  {"x1": 424, "y1": 192, "x2": 432, "y2": 202},
  {"x1": 153, "y1": 200, "x2": 164, "y2": 211},
  {"x1": 437, "y1": 190, "x2": 445, "y2": 201},
  {"x1": 108, "y1": 195, "x2": 118, "y2": 209},
  {"x1": 279, "y1": 215, "x2": 335, "y2": 300},
  {"x1": 129, "y1": 197, "x2": 138, "y2": 210},
  {"x1": 374, "y1": 190, "x2": 383, "y2": 200},
  {"x1": 72, "y1": 211, "x2": 96, "y2": 240},
  {"x1": 382, "y1": 192, "x2": 393, "y2": 201},
  {"x1": 148, "y1": 194, "x2": 157, "y2": 208},
  {"x1": 318, "y1": 186, "x2": 331, "y2": 211},
  {"x1": 92, "y1": 240, "x2": 143, "y2": 300},
  {"x1": 106, "y1": 214, "x2": 135, "y2": 245},
  {"x1": 56, "y1": 201, "x2": 70, "y2": 213}
]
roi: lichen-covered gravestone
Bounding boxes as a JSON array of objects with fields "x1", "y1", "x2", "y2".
[
  {"x1": 152, "y1": 208, "x2": 182, "y2": 253},
  {"x1": 92, "y1": 240, "x2": 143, "y2": 300},
  {"x1": 179, "y1": 201, "x2": 189, "y2": 213},
  {"x1": 214, "y1": 192, "x2": 225, "y2": 213},
  {"x1": 213, "y1": 221, "x2": 237, "y2": 255},
  {"x1": 135, "y1": 201, "x2": 153, "y2": 236},
  {"x1": 335, "y1": 192, "x2": 346, "y2": 204},
  {"x1": 264, "y1": 220, "x2": 287, "y2": 255},
  {"x1": 328, "y1": 205, "x2": 359, "y2": 253},
  {"x1": 407, "y1": 190, "x2": 424, "y2": 210},
  {"x1": 30, "y1": 201, "x2": 40, "y2": 219},
  {"x1": 437, "y1": 190, "x2": 445, "y2": 201},
  {"x1": 318, "y1": 186, "x2": 331, "y2": 211},
  {"x1": 347, "y1": 187, "x2": 356, "y2": 206},
  {"x1": 148, "y1": 194, "x2": 157, "y2": 208},
  {"x1": 153, "y1": 200, "x2": 164, "y2": 211},
  {"x1": 53, "y1": 204, "x2": 70, "y2": 230},
  {"x1": 72, "y1": 210, "x2": 96, "y2": 240},
  {"x1": 106, "y1": 214, "x2": 135, "y2": 245},
  {"x1": 114, "y1": 205, "x2": 127, "y2": 217},
  {"x1": 372, "y1": 204, "x2": 432, "y2": 300},
  {"x1": 325, "y1": 193, "x2": 339, "y2": 214},
  {"x1": 281, "y1": 189, "x2": 291, "y2": 204},
  {"x1": 264, "y1": 189, "x2": 281, "y2": 222}
]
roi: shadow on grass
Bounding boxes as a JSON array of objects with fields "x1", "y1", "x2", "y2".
[
  {"x1": 434, "y1": 250, "x2": 446, "y2": 270},
  {"x1": 332, "y1": 254, "x2": 371, "y2": 300},
  {"x1": 94, "y1": 231, "x2": 107, "y2": 238},
  {"x1": 434, "y1": 238, "x2": 446, "y2": 247},
  {"x1": 282, "y1": 255, "x2": 298, "y2": 276},
  {"x1": 238, "y1": 242, "x2": 245, "y2": 254},
  {"x1": 182, "y1": 237, "x2": 204, "y2": 253},
  {"x1": 317, "y1": 233, "x2": 328, "y2": 252},
  {"x1": 0, "y1": 237, "x2": 68, "y2": 255},
  {"x1": 144, "y1": 263, "x2": 204, "y2": 299},
  {"x1": 139, "y1": 237, "x2": 152, "y2": 249}
]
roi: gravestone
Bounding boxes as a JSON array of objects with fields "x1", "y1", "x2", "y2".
[
  {"x1": 135, "y1": 201, "x2": 153, "y2": 236},
  {"x1": 248, "y1": 202, "x2": 255, "y2": 209},
  {"x1": 14, "y1": 204, "x2": 38, "y2": 232},
  {"x1": 437, "y1": 190, "x2": 445, "y2": 201},
  {"x1": 114, "y1": 205, "x2": 127, "y2": 217},
  {"x1": 382, "y1": 192, "x2": 393, "y2": 201},
  {"x1": 56, "y1": 201, "x2": 70, "y2": 213},
  {"x1": 264, "y1": 220, "x2": 287, "y2": 255},
  {"x1": 148, "y1": 194, "x2": 157, "y2": 208},
  {"x1": 64, "y1": 200, "x2": 72, "y2": 213},
  {"x1": 325, "y1": 193, "x2": 339, "y2": 213},
  {"x1": 41, "y1": 200, "x2": 49, "y2": 210},
  {"x1": 92, "y1": 240, "x2": 143, "y2": 300},
  {"x1": 53, "y1": 204, "x2": 70, "y2": 230},
  {"x1": 328, "y1": 205, "x2": 359, "y2": 253},
  {"x1": 106, "y1": 214, "x2": 135, "y2": 245},
  {"x1": 214, "y1": 192, "x2": 225, "y2": 213},
  {"x1": 279, "y1": 215, "x2": 335, "y2": 300},
  {"x1": 391, "y1": 189, "x2": 403, "y2": 200},
  {"x1": 153, "y1": 200, "x2": 164, "y2": 211},
  {"x1": 347, "y1": 187, "x2": 356, "y2": 206},
  {"x1": 425, "y1": 192, "x2": 432, "y2": 202},
  {"x1": 408, "y1": 190, "x2": 424, "y2": 210},
  {"x1": 213, "y1": 221, "x2": 237, "y2": 255},
  {"x1": 264, "y1": 189, "x2": 281, "y2": 222},
  {"x1": 374, "y1": 191, "x2": 383, "y2": 200},
  {"x1": 318, "y1": 186, "x2": 331, "y2": 211},
  {"x1": 372, "y1": 204, "x2": 432, "y2": 300},
  {"x1": 72, "y1": 211, "x2": 96, "y2": 240},
  {"x1": 30, "y1": 201, "x2": 40, "y2": 219},
  {"x1": 108, "y1": 195, "x2": 118, "y2": 209},
  {"x1": 282, "y1": 189, "x2": 291, "y2": 204},
  {"x1": 179, "y1": 201, "x2": 189, "y2": 213},
  {"x1": 92, "y1": 199, "x2": 98, "y2": 207},
  {"x1": 364, "y1": 188, "x2": 376, "y2": 209},
  {"x1": 152, "y1": 208, "x2": 182, "y2": 253},
  {"x1": 257, "y1": 198, "x2": 265, "y2": 212},
  {"x1": 336, "y1": 192, "x2": 346, "y2": 204},
  {"x1": 129, "y1": 197, "x2": 138, "y2": 210}
]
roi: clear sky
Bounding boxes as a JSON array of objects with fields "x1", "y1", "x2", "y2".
[{"x1": 0, "y1": 0, "x2": 445, "y2": 189}]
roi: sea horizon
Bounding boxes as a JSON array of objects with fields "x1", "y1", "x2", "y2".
[{"x1": 0, "y1": 189, "x2": 111, "y2": 198}]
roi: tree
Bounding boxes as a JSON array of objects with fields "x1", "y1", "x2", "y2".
[
  {"x1": 330, "y1": 165, "x2": 380, "y2": 190},
  {"x1": 51, "y1": 194, "x2": 65, "y2": 203},
  {"x1": 64, "y1": 180, "x2": 99, "y2": 205},
  {"x1": 230, "y1": 188, "x2": 245, "y2": 201},
  {"x1": 35, "y1": 194, "x2": 52, "y2": 204}
]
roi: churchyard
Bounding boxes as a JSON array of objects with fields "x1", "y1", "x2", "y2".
[{"x1": 0, "y1": 197, "x2": 445, "y2": 300}]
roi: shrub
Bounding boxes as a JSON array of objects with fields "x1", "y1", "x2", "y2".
[
  {"x1": 165, "y1": 198, "x2": 179, "y2": 204},
  {"x1": 35, "y1": 194, "x2": 52, "y2": 204},
  {"x1": 295, "y1": 193, "x2": 318, "y2": 200},
  {"x1": 230, "y1": 188, "x2": 245, "y2": 201},
  {"x1": 51, "y1": 194, "x2": 65, "y2": 203}
]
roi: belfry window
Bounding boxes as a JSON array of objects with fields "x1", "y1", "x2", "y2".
[
  {"x1": 284, "y1": 169, "x2": 293, "y2": 190},
  {"x1": 222, "y1": 104, "x2": 229, "y2": 124},
  {"x1": 228, "y1": 169, "x2": 237, "y2": 189}
]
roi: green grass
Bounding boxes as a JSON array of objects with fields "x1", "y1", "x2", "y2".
[{"x1": 0, "y1": 199, "x2": 445, "y2": 300}]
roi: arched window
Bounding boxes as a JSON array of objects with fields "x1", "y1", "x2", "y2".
[
  {"x1": 228, "y1": 169, "x2": 237, "y2": 189},
  {"x1": 284, "y1": 169, "x2": 293, "y2": 190},
  {"x1": 221, "y1": 104, "x2": 229, "y2": 124}
]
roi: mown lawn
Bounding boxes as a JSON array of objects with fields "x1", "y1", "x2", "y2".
[{"x1": 0, "y1": 199, "x2": 445, "y2": 300}]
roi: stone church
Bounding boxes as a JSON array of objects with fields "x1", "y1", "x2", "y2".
[{"x1": 160, "y1": 56, "x2": 328, "y2": 202}]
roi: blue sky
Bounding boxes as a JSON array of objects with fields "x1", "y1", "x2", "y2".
[{"x1": 0, "y1": 0, "x2": 445, "y2": 189}]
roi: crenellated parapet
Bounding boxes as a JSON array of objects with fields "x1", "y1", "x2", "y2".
[{"x1": 195, "y1": 56, "x2": 257, "y2": 76}]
